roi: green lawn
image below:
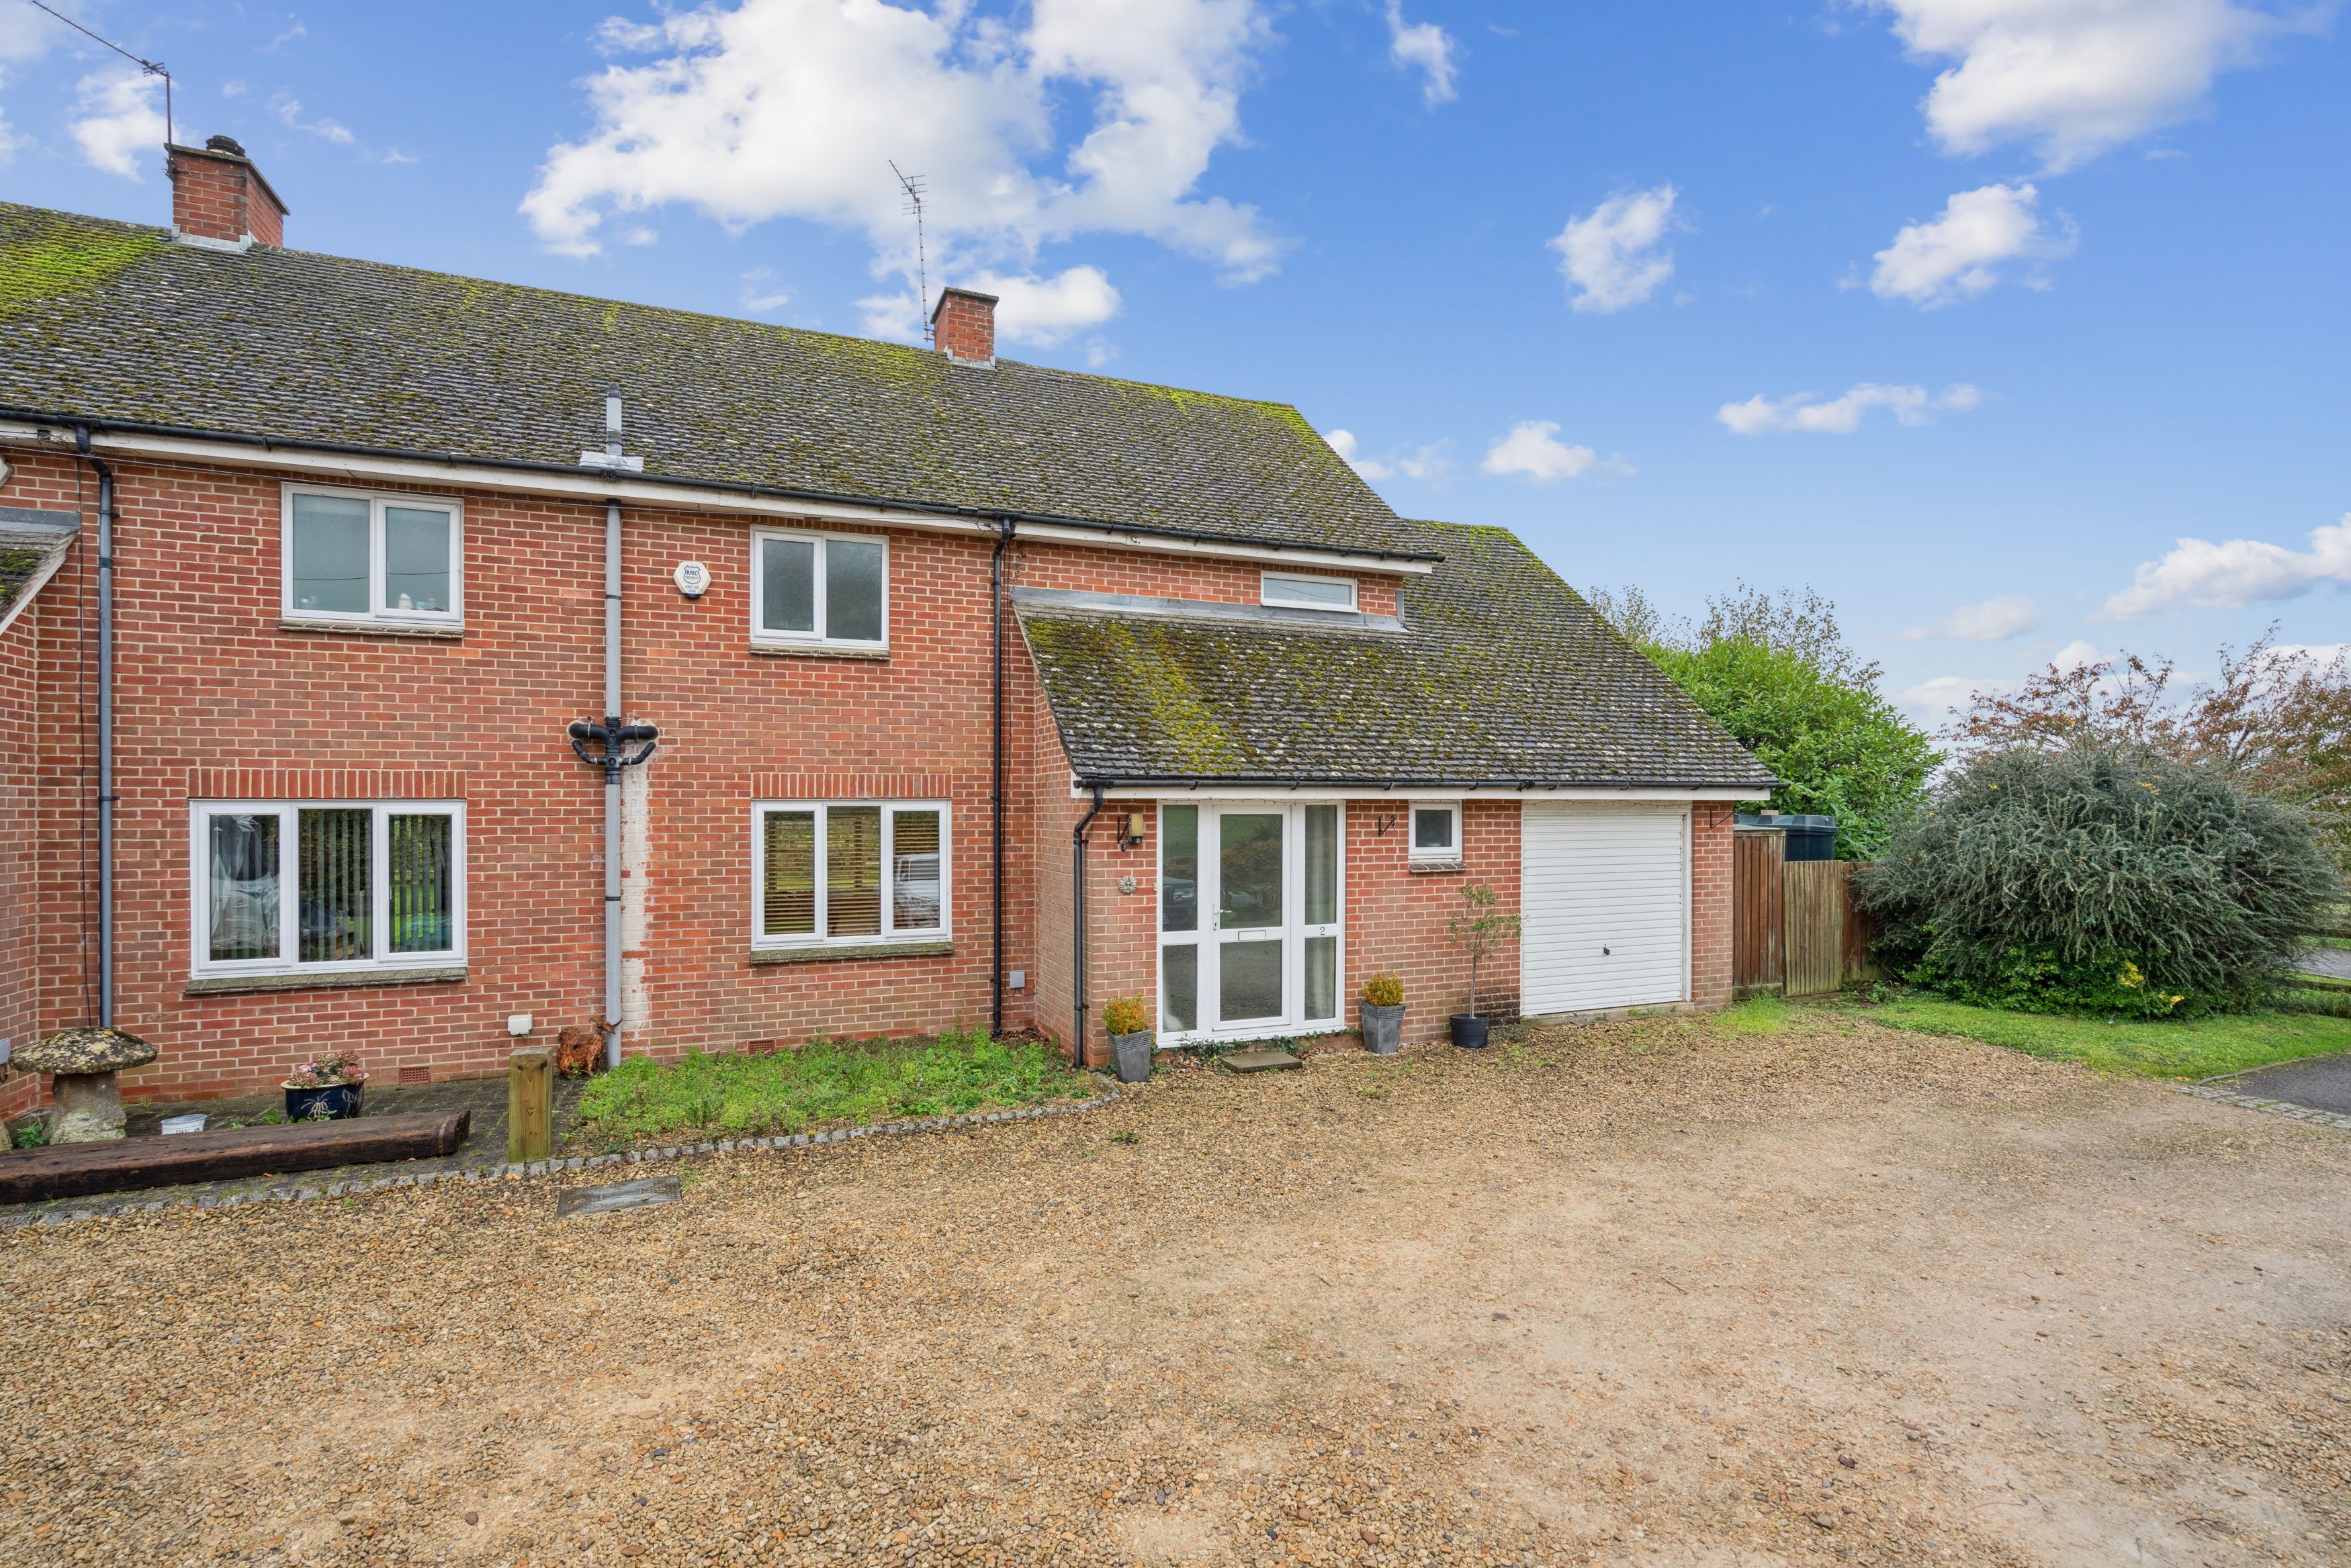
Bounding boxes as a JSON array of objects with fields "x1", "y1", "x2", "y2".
[
  {"x1": 568, "y1": 1030, "x2": 1090, "y2": 1150},
  {"x1": 1801, "y1": 992, "x2": 2351, "y2": 1080}
]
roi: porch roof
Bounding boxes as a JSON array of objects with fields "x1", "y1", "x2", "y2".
[{"x1": 1017, "y1": 518, "x2": 1779, "y2": 792}]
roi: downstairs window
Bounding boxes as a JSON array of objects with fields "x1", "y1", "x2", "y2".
[{"x1": 191, "y1": 801, "x2": 464, "y2": 977}]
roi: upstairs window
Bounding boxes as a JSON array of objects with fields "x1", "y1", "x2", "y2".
[
  {"x1": 283, "y1": 486, "x2": 461, "y2": 625},
  {"x1": 1410, "y1": 802, "x2": 1460, "y2": 862},
  {"x1": 1261, "y1": 571, "x2": 1357, "y2": 612},
  {"x1": 754, "y1": 529, "x2": 888, "y2": 647}
]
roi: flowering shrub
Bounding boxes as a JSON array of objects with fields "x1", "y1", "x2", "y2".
[{"x1": 281, "y1": 1053, "x2": 368, "y2": 1090}]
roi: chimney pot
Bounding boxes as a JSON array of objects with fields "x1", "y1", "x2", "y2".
[
  {"x1": 168, "y1": 136, "x2": 289, "y2": 250},
  {"x1": 930, "y1": 286, "x2": 998, "y2": 365}
]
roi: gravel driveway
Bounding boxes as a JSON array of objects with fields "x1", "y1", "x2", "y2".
[{"x1": 7, "y1": 1013, "x2": 2348, "y2": 1568}]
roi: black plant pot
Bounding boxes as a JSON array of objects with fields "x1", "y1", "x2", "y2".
[
  {"x1": 1449, "y1": 1013, "x2": 1489, "y2": 1050},
  {"x1": 285, "y1": 1082, "x2": 364, "y2": 1121}
]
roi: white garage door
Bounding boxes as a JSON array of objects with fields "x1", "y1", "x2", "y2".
[{"x1": 1521, "y1": 803, "x2": 1689, "y2": 1017}]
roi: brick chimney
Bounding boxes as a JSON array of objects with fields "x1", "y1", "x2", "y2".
[
  {"x1": 930, "y1": 287, "x2": 997, "y2": 365},
  {"x1": 167, "y1": 135, "x2": 289, "y2": 249}
]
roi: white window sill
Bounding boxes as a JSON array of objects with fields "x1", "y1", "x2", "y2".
[
  {"x1": 748, "y1": 641, "x2": 890, "y2": 661},
  {"x1": 280, "y1": 618, "x2": 464, "y2": 641},
  {"x1": 1407, "y1": 858, "x2": 1467, "y2": 874},
  {"x1": 185, "y1": 965, "x2": 468, "y2": 995},
  {"x1": 750, "y1": 940, "x2": 953, "y2": 965}
]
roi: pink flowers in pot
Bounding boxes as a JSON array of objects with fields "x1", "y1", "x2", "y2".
[{"x1": 281, "y1": 1053, "x2": 369, "y2": 1090}]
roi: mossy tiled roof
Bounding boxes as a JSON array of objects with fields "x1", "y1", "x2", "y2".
[
  {"x1": 0, "y1": 203, "x2": 1417, "y2": 555},
  {"x1": 1018, "y1": 519, "x2": 1777, "y2": 790}
]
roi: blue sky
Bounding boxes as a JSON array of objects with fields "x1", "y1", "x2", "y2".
[{"x1": 5, "y1": 0, "x2": 2346, "y2": 723}]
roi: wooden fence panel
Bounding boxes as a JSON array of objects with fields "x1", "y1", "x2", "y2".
[
  {"x1": 1783, "y1": 860, "x2": 1848, "y2": 997},
  {"x1": 1840, "y1": 863, "x2": 1881, "y2": 983},
  {"x1": 1732, "y1": 831, "x2": 1785, "y2": 998}
]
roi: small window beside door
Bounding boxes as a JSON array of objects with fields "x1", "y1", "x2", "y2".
[
  {"x1": 1409, "y1": 802, "x2": 1461, "y2": 862},
  {"x1": 284, "y1": 486, "x2": 461, "y2": 627},
  {"x1": 752, "y1": 529, "x2": 888, "y2": 648}
]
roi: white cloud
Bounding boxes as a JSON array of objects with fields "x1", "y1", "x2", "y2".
[
  {"x1": 71, "y1": 70, "x2": 167, "y2": 180},
  {"x1": 1393, "y1": 443, "x2": 1450, "y2": 482},
  {"x1": 740, "y1": 267, "x2": 795, "y2": 313},
  {"x1": 1325, "y1": 429, "x2": 1392, "y2": 481},
  {"x1": 1870, "y1": 182, "x2": 2074, "y2": 306},
  {"x1": 2102, "y1": 514, "x2": 2351, "y2": 619},
  {"x1": 1899, "y1": 674, "x2": 2004, "y2": 716},
  {"x1": 1385, "y1": 1, "x2": 1457, "y2": 105},
  {"x1": 273, "y1": 95, "x2": 356, "y2": 145},
  {"x1": 1481, "y1": 421, "x2": 1596, "y2": 483},
  {"x1": 967, "y1": 265, "x2": 1121, "y2": 347},
  {"x1": 1902, "y1": 594, "x2": 2041, "y2": 641},
  {"x1": 1718, "y1": 381, "x2": 1980, "y2": 435},
  {"x1": 523, "y1": 0, "x2": 1282, "y2": 295},
  {"x1": 1549, "y1": 185, "x2": 1678, "y2": 314},
  {"x1": 1866, "y1": 0, "x2": 2291, "y2": 172},
  {"x1": 2047, "y1": 638, "x2": 2109, "y2": 671}
]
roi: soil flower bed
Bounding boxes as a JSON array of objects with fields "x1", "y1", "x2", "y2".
[{"x1": 566, "y1": 1029, "x2": 1090, "y2": 1151}]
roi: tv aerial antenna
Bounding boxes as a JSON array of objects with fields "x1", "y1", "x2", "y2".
[
  {"x1": 889, "y1": 160, "x2": 931, "y2": 345},
  {"x1": 21, "y1": 0, "x2": 173, "y2": 146}
]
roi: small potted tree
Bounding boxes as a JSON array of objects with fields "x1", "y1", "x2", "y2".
[
  {"x1": 1447, "y1": 884, "x2": 1521, "y2": 1050},
  {"x1": 1102, "y1": 995, "x2": 1153, "y2": 1085},
  {"x1": 1360, "y1": 972, "x2": 1405, "y2": 1055},
  {"x1": 283, "y1": 1053, "x2": 369, "y2": 1121}
]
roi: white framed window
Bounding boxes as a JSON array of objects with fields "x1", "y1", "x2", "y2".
[
  {"x1": 753, "y1": 800, "x2": 948, "y2": 948},
  {"x1": 1260, "y1": 571, "x2": 1358, "y2": 612},
  {"x1": 190, "y1": 801, "x2": 465, "y2": 978},
  {"x1": 752, "y1": 528, "x2": 889, "y2": 647},
  {"x1": 1157, "y1": 801, "x2": 1343, "y2": 1043},
  {"x1": 282, "y1": 485, "x2": 462, "y2": 625},
  {"x1": 1409, "y1": 802, "x2": 1460, "y2": 862}
]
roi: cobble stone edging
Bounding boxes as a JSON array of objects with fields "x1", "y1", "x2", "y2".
[
  {"x1": 2174, "y1": 1081, "x2": 2351, "y2": 1131},
  {"x1": 2, "y1": 1080, "x2": 1124, "y2": 1230}
]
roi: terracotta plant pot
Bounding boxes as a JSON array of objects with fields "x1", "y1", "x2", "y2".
[
  {"x1": 1360, "y1": 1001, "x2": 1404, "y2": 1055},
  {"x1": 1449, "y1": 1013, "x2": 1489, "y2": 1050}
]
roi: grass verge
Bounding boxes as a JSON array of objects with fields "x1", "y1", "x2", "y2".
[
  {"x1": 1812, "y1": 992, "x2": 2351, "y2": 1080},
  {"x1": 568, "y1": 1030, "x2": 1090, "y2": 1150}
]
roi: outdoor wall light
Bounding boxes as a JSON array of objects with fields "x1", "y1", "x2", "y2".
[{"x1": 1120, "y1": 811, "x2": 1147, "y2": 849}]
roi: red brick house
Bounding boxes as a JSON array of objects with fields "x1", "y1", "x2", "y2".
[{"x1": 0, "y1": 139, "x2": 1771, "y2": 1115}]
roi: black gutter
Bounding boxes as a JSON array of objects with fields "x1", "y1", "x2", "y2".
[
  {"x1": 0, "y1": 408, "x2": 1446, "y2": 567},
  {"x1": 990, "y1": 516, "x2": 1014, "y2": 1037},
  {"x1": 70, "y1": 427, "x2": 115, "y2": 1029},
  {"x1": 1070, "y1": 782, "x2": 1108, "y2": 1070}
]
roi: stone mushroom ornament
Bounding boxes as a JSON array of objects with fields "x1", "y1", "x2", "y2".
[{"x1": 15, "y1": 1027, "x2": 159, "y2": 1144}]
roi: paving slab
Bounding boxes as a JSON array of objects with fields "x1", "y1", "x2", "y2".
[{"x1": 555, "y1": 1173, "x2": 681, "y2": 1218}]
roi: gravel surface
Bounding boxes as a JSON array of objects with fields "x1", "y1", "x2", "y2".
[{"x1": 7, "y1": 1011, "x2": 2348, "y2": 1568}]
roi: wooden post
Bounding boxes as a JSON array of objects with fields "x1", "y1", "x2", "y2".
[{"x1": 508, "y1": 1048, "x2": 553, "y2": 1163}]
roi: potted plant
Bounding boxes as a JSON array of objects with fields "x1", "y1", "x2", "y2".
[
  {"x1": 282, "y1": 1053, "x2": 368, "y2": 1121},
  {"x1": 1446, "y1": 884, "x2": 1521, "y2": 1050},
  {"x1": 1102, "y1": 995, "x2": 1153, "y2": 1085},
  {"x1": 1360, "y1": 972, "x2": 1405, "y2": 1055}
]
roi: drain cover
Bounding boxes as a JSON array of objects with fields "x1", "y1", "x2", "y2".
[{"x1": 556, "y1": 1174, "x2": 681, "y2": 1218}]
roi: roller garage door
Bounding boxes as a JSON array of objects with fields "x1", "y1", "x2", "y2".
[{"x1": 1521, "y1": 803, "x2": 1689, "y2": 1016}]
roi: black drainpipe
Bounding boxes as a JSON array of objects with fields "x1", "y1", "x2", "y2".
[
  {"x1": 1070, "y1": 781, "x2": 1107, "y2": 1069},
  {"x1": 73, "y1": 428, "x2": 116, "y2": 1027},
  {"x1": 990, "y1": 517, "x2": 1014, "y2": 1037}
]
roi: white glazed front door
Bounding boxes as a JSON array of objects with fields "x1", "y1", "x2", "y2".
[{"x1": 1157, "y1": 802, "x2": 1343, "y2": 1043}]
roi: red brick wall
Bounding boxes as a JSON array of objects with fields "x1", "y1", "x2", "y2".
[
  {"x1": 1690, "y1": 802, "x2": 1735, "y2": 1011},
  {"x1": 1, "y1": 437, "x2": 1720, "y2": 1105}
]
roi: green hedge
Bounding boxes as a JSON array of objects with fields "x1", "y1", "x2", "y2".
[{"x1": 1857, "y1": 746, "x2": 2340, "y2": 1016}]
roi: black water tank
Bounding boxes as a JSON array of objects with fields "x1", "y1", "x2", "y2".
[{"x1": 1774, "y1": 814, "x2": 1839, "y2": 862}]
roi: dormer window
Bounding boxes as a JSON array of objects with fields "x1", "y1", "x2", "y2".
[{"x1": 1260, "y1": 571, "x2": 1357, "y2": 612}]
